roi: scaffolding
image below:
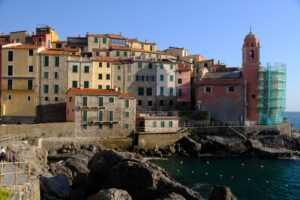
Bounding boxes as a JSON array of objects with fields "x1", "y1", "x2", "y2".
[{"x1": 258, "y1": 64, "x2": 286, "y2": 125}]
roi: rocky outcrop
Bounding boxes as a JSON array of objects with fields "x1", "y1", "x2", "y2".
[
  {"x1": 155, "y1": 192, "x2": 186, "y2": 200},
  {"x1": 175, "y1": 136, "x2": 201, "y2": 156},
  {"x1": 87, "y1": 188, "x2": 132, "y2": 200},
  {"x1": 40, "y1": 174, "x2": 71, "y2": 200},
  {"x1": 84, "y1": 150, "x2": 204, "y2": 200},
  {"x1": 6, "y1": 143, "x2": 50, "y2": 177},
  {"x1": 209, "y1": 186, "x2": 237, "y2": 200}
]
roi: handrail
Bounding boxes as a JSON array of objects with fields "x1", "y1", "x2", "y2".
[
  {"x1": 0, "y1": 161, "x2": 31, "y2": 186},
  {"x1": 0, "y1": 134, "x2": 26, "y2": 143}
]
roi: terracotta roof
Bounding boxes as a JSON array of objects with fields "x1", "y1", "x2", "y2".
[
  {"x1": 92, "y1": 48, "x2": 110, "y2": 52},
  {"x1": 39, "y1": 50, "x2": 69, "y2": 55},
  {"x1": 93, "y1": 56, "x2": 121, "y2": 63},
  {"x1": 68, "y1": 88, "x2": 135, "y2": 98},
  {"x1": 178, "y1": 64, "x2": 190, "y2": 71},
  {"x1": 67, "y1": 43, "x2": 87, "y2": 46},
  {"x1": 87, "y1": 33, "x2": 106, "y2": 37},
  {"x1": 106, "y1": 34, "x2": 126, "y2": 39},
  {"x1": 199, "y1": 59, "x2": 214, "y2": 63},
  {"x1": 127, "y1": 38, "x2": 139, "y2": 43},
  {"x1": 140, "y1": 41, "x2": 156, "y2": 45},
  {"x1": 110, "y1": 45, "x2": 131, "y2": 51},
  {"x1": 49, "y1": 48, "x2": 79, "y2": 52},
  {"x1": 67, "y1": 36, "x2": 86, "y2": 39},
  {"x1": 0, "y1": 35, "x2": 10, "y2": 38},
  {"x1": 51, "y1": 41, "x2": 67, "y2": 43},
  {"x1": 3, "y1": 44, "x2": 41, "y2": 49},
  {"x1": 110, "y1": 45, "x2": 168, "y2": 55}
]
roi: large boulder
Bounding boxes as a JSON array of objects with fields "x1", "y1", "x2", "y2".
[
  {"x1": 6, "y1": 143, "x2": 50, "y2": 176},
  {"x1": 155, "y1": 192, "x2": 186, "y2": 200},
  {"x1": 87, "y1": 150, "x2": 204, "y2": 200},
  {"x1": 40, "y1": 174, "x2": 71, "y2": 200},
  {"x1": 176, "y1": 136, "x2": 201, "y2": 156},
  {"x1": 87, "y1": 188, "x2": 132, "y2": 200},
  {"x1": 209, "y1": 186, "x2": 237, "y2": 200}
]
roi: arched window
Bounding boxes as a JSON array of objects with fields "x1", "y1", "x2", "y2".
[{"x1": 250, "y1": 50, "x2": 255, "y2": 59}]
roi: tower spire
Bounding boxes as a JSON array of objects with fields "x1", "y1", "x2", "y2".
[{"x1": 250, "y1": 25, "x2": 252, "y2": 33}]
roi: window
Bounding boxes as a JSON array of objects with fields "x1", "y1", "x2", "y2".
[
  {"x1": 109, "y1": 124, "x2": 113, "y2": 129},
  {"x1": 160, "y1": 75, "x2": 164, "y2": 81},
  {"x1": 94, "y1": 37, "x2": 98, "y2": 43},
  {"x1": 138, "y1": 62, "x2": 142, "y2": 68},
  {"x1": 124, "y1": 52, "x2": 127, "y2": 57},
  {"x1": 99, "y1": 62, "x2": 102, "y2": 67},
  {"x1": 54, "y1": 84, "x2": 59, "y2": 94},
  {"x1": 125, "y1": 124, "x2": 129, "y2": 129},
  {"x1": 44, "y1": 56, "x2": 49, "y2": 66},
  {"x1": 125, "y1": 112, "x2": 129, "y2": 118},
  {"x1": 72, "y1": 65, "x2": 78, "y2": 72},
  {"x1": 96, "y1": 51, "x2": 100, "y2": 56},
  {"x1": 228, "y1": 86, "x2": 235, "y2": 93},
  {"x1": 27, "y1": 96, "x2": 31, "y2": 101},
  {"x1": 127, "y1": 75, "x2": 131, "y2": 81},
  {"x1": 55, "y1": 56, "x2": 59, "y2": 67},
  {"x1": 111, "y1": 39, "x2": 126, "y2": 44},
  {"x1": 84, "y1": 66, "x2": 89, "y2": 73},
  {"x1": 106, "y1": 52, "x2": 110, "y2": 57},
  {"x1": 169, "y1": 100, "x2": 173, "y2": 106},
  {"x1": 117, "y1": 65, "x2": 121, "y2": 70},
  {"x1": 99, "y1": 97, "x2": 103, "y2": 106},
  {"x1": 99, "y1": 124, "x2": 103, "y2": 129},
  {"x1": 148, "y1": 101, "x2": 152, "y2": 106},
  {"x1": 98, "y1": 85, "x2": 102, "y2": 89},
  {"x1": 205, "y1": 86, "x2": 212, "y2": 93},
  {"x1": 69, "y1": 97, "x2": 72, "y2": 102},
  {"x1": 170, "y1": 64, "x2": 173, "y2": 70},
  {"x1": 82, "y1": 124, "x2": 87, "y2": 129},
  {"x1": 152, "y1": 121, "x2": 156, "y2": 128},
  {"x1": 117, "y1": 76, "x2": 121, "y2": 81},
  {"x1": 106, "y1": 85, "x2": 110, "y2": 89},
  {"x1": 8, "y1": 95, "x2": 12, "y2": 100},
  {"x1": 106, "y1": 74, "x2": 110, "y2": 80},
  {"x1": 252, "y1": 94, "x2": 256, "y2": 99},
  {"x1": 107, "y1": 63, "x2": 110, "y2": 68},
  {"x1": 45, "y1": 96, "x2": 48, "y2": 101},
  {"x1": 55, "y1": 97, "x2": 59, "y2": 102},
  {"x1": 72, "y1": 81, "x2": 78, "y2": 88},
  {"x1": 83, "y1": 96, "x2": 87, "y2": 106},
  {"x1": 44, "y1": 84, "x2": 49, "y2": 93},
  {"x1": 8, "y1": 51, "x2": 13, "y2": 61},
  {"x1": 44, "y1": 72, "x2": 49, "y2": 78},
  {"x1": 28, "y1": 66, "x2": 33, "y2": 72},
  {"x1": 138, "y1": 100, "x2": 142, "y2": 105},
  {"x1": 170, "y1": 87, "x2": 174, "y2": 96},
  {"x1": 98, "y1": 111, "x2": 103, "y2": 121},
  {"x1": 160, "y1": 64, "x2": 163, "y2": 69},
  {"x1": 109, "y1": 111, "x2": 114, "y2": 121},
  {"x1": 8, "y1": 65, "x2": 13, "y2": 76},
  {"x1": 150, "y1": 45, "x2": 153, "y2": 51},
  {"x1": 169, "y1": 121, "x2": 173, "y2": 127},
  {"x1": 138, "y1": 87, "x2": 144, "y2": 96},
  {"x1": 125, "y1": 99, "x2": 129, "y2": 108},
  {"x1": 160, "y1": 87, "x2": 164, "y2": 95},
  {"x1": 109, "y1": 97, "x2": 114, "y2": 103},
  {"x1": 84, "y1": 81, "x2": 89, "y2": 88},
  {"x1": 250, "y1": 50, "x2": 255, "y2": 59},
  {"x1": 55, "y1": 72, "x2": 59, "y2": 79},
  {"x1": 160, "y1": 100, "x2": 164, "y2": 106},
  {"x1": 178, "y1": 89, "x2": 183, "y2": 97},
  {"x1": 29, "y1": 49, "x2": 34, "y2": 56},
  {"x1": 161, "y1": 121, "x2": 165, "y2": 128},
  {"x1": 28, "y1": 80, "x2": 33, "y2": 90},
  {"x1": 98, "y1": 73, "x2": 102, "y2": 80},
  {"x1": 7, "y1": 80, "x2": 13, "y2": 90},
  {"x1": 149, "y1": 63, "x2": 152, "y2": 69},
  {"x1": 170, "y1": 75, "x2": 174, "y2": 82},
  {"x1": 82, "y1": 110, "x2": 87, "y2": 121},
  {"x1": 178, "y1": 79, "x2": 182, "y2": 84},
  {"x1": 131, "y1": 51, "x2": 135, "y2": 56},
  {"x1": 146, "y1": 88, "x2": 152, "y2": 96},
  {"x1": 103, "y1": 38, "x2": 107, "y2": 44},
  {"x1": 116, "y1": 51, "x2": 120, "y2": 56},
  {"x1": 127, "y1": 65, "x2": 131, "y2": 72}
]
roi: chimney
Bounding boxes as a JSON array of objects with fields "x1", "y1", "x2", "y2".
[
  {"x1": 32, "y1": 32, "x2": 35, "y2": 36},
  {"x1": 120, "y1": 32, "x2": 122, "y2": 36},
  {"x1": 114, "y1": 86, "x2": 118, "y2": 91},
  {"x1": 79, "y1": 85, "x2": 83, "y2": 90}
]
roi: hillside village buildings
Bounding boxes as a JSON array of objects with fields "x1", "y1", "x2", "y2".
[{"x1": 0, "y1": 25, "x2": 286, "y2": 131}]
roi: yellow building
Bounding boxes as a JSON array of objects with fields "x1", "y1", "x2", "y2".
[{"x1": 1, "y1": 43, "x2": 45, "y2": 123}]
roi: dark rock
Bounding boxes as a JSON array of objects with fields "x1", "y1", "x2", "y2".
[
  {"x1": 176, "y1": 136, "x2": 201, "y2": 156},
  {"x1": 87, "y1": 188, "x2": 132, "y2": 200},
  {"x1": 209, "y1": 186, "x2": 237, "y2": 200},
  {"x1": 40, "y1": 174, "x2": 71, "y2": 200},
  {"x1": 50, "y1": 161, "x2": 73, "y2": 184},
  {"x1": 155, "y1": 192, "x2": 186, "y2": 200}
]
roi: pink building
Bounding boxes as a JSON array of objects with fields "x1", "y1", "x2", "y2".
[{"x1": 176, "y1": 64, "x2": 191, "y2": 109}]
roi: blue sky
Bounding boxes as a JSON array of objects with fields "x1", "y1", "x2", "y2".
[{"x1": 0, "y1": 0, "x2": 299, "y2": 111}]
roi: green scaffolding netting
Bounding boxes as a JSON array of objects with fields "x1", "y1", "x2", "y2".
[{"x1": 258, "y1": 64, "x2": 286, "y2": 125}]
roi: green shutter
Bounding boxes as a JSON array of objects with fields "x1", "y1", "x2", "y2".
[
  {"x1": 124, "y1": 52, "x2": 127, "y2": 56},
  {"x1": 160, "y1": 64, "x2": 163, "y2": 69},
  {"x1": 84, "y1": 66, "x2": 89, "y2": 73},
  {"x1": 178, "y1": 79, "x2": 182, "y2": 84},
  {"x1": 125, "y1": 124, "x2": 129, "y2": 129},
  {"x1": 44, "y1": 84, "x2": 49, "y2": 93},
  {"x1": 161, "y1": 121, "x2": 165, "y2": 127},
  {"x1": 99, "y1": 97, "x2": 103, "y2": 106},
  {"x1": 55, "y1": 56, "x2": 59, "y2": 67},
  {"x1": 94, "y1": 37, "x2": 98, "y2": 43},
  {"x1": 125, "y1": 100, "x2": 129, "y2": 108},
  {"x1": 83, "y1": 97, "x2": 87, "y2": 106},
  {"x1": 118, "y1": 76, "x2": 121, "y2": 81},
  {"x1": 84, "y1": 81, "x2": 89, "y2": 88},
  {"x1": 96, "y1": 51, "x2": 99, "y2": 56},
  {"x1": 99, "y1": 124, "x2": 103, "y2": 129},
  {"x1": 98, "y1": 85, "x2": 102, "y2": 89},
  {"x1": 106, "y1": 85, "x2": 110, "y2": 89},
  {"x1": 109, "y1": 111, "x2": 113, "y2": 121},
  {"x1": 170, "y1": 87, "x2": 173, "y2": 96},
  {"x1": 152, "y1": 121, "x2": 156, "y2": 128},
  {"x1": 73, "y1": 65, "x2": 78, "y2": 72},
  {"x1": 72, "y1": 81, "x2": 78, "y2": 88},
  {"x1": 116, "y1": 51, "x2": 120, "y2": 56},
  {"x1": 83, "y1": 110, "x2": 87, "y2": 121},
  {"x1": 44, "y1": 56, "x2": 49, "y2": 66},
  {"x1": 160, "y1": 75, "x2": 164, "y2": 81},
  {"x1": 125, "y1": 112, "x2": 129, "y2": 118},
  {"x1": 170, "y1": 64, "x2": 173, "y2": 69},
  {"x1": 98, "y1": 111, "x2": 103, "y2": 121},
  {"x1": 118, "y1": 65, "x2": 121, "y2": 70},
  {"x1": 103, "y1": 38, "x2": 106, "y2": 44},
  {"x1": 109, "y1": 97, "x2": 114, "y2": 103},
  {"x1": 169, "y1": 121, "x2": 173, "y2": 127},
  {"x1": 54, "y1": 85, "x2": 59, "y2": 94},
  {"x1": 170, "y1": 75, "x2": 173, "y2": 81}
]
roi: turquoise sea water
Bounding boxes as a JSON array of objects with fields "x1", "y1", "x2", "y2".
[{"x1": 151, "y1": 112, "x2": 300, "y2": 200}]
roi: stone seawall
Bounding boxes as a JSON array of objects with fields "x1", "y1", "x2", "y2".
[
  {"x1": 0, "y1": 122, "x2": 75, "y2": 138},
  {"x1": 6, "y1": 178, "x2": 40, "y2": 200}
]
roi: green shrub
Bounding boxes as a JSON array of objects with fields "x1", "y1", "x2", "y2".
[{"x1": 0, "y1": 188, "x2": 12, "y2": 200}]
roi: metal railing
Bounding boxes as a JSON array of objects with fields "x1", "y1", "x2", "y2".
[
  {"x1": 0, "y1": 162, "x2": 31, "y2": 186},
  {"x1": 0, "y1": 134, "x2": 25, "y2": 143}
]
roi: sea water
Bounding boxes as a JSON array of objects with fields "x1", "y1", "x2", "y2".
[{"x1": 151, "y1": 112, "x2": 300, "y2": 200}]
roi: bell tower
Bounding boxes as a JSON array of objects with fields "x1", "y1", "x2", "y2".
[{"x1": 242, "y1": 29, "x2": 260, "y2": 123}]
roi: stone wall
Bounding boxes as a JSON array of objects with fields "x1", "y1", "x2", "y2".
[
  {"x1": 0, "y1": 122, "x2": 75, "y2": 138},
  {"x1": 6, "y1": 178, "x2": 40, "y2": 200},
  {"x1": 36, "y1": 103, "x2": 66, "y2": 123}
]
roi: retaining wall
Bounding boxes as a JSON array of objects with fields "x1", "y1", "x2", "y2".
[{"x1": 6, "y1": 178, "x2": 40, "y2": 200}]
